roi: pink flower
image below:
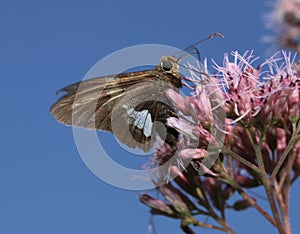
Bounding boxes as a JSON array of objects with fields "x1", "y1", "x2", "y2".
[
  {"x1": 142, "y1": 50, "x2": 300, "y2": 234},
  {"x1": 266, "y1": 0, "x2": 300, "y2": 51},
  {"x1": 216, "y1": 51, "x2": 300, "y2": 128},
  {"x1": 178, "y1": 148, "x2": 208, "y2": 160},
  {"x1": 139, "y1": 194, "x2": 180, "y2": 218}
]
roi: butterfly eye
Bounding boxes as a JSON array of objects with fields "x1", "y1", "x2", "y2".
[{"x1": 161, "y1": 60, "x2": 173, "y2": 72}]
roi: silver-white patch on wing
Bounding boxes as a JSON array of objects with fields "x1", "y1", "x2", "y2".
[{"x1": 128, "y1": 108, "x2": 153, "y2": 137}]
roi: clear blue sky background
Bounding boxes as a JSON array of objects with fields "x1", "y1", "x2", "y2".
[{"x1": 1, "y1": 0, "x2": 300, "y2": 233}]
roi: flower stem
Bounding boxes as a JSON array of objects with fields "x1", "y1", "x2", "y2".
[
  {"x1": 222, "y1": 148, "x2": 259, "y2": 173},
  {"x1": 225, "y1": 174, "x2": 276, "y2": 227},
  {"x1": 186, "y1": 217, "x2": 231, "y2": 233},
  {"x1": 274, "y1": 181, "x2": 292, "y2": 234},
  {"x1": 246, "y1": 128, "x2": 284, "y2": 233},
  {"x1": 270, "y1": 123, "x2": 300, "y2": 182}
]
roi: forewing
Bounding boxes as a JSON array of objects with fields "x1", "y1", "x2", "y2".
[
  {"x1": 50, "y1": 70, "x2": 179, "y2": 152},
  {"x1": 110, "y1": 80, "x2": 179, "y2": 151},
  {"x1": 50, "y1": 70, "x2": 155, "y2": 130}
]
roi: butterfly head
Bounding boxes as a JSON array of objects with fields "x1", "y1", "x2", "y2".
[
  {"x1": 158, "y1": 56, "x2": 179, "y2": 75},
  {"x1": 156, "y1": 56, "x2": 182, "y2": 88}
]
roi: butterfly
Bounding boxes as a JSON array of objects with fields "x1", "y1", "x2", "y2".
[{"x1": 50, "y1": 33, "x2": 223, "y2": 152}]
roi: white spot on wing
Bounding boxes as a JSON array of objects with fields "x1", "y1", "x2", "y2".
[
  {"x1": 105, "y1": 77, "x2": 119, "y2": 82},
  {"x1": 128, "y1": 108, "x2": 153, "y2": 137},
  {"x1": 144, "y1": 112, "x2": 152, "y2": 137}
]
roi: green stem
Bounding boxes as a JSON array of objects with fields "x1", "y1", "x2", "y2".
[
  {"x1": 245, "y1": 128, "x2": 284, "y2": 233},
  {"x1": 197, "y1": 178, "x2": 235, "y2": 233},
  {"x1": 270, "y1": 135, "x2": 300, "y2": 182},
  {"x1": 274, "y1": 181, "x2": 292, "y2": 234},
  {"x1": 186, "y1": 217, "x2": 231, "y2": 233},
  {"x1": 226, "y1": 177, "x2": 276, "y2": 227},
  {"x1": 222, "y1": 149, "x2": 259, "y2": 173}
]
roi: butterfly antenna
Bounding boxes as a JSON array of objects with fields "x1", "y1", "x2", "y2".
[
  {"x1": 173, "y1": 33, "x2": 224, "y2": 59},
  {"x1": 178, "y1": 63, "x2": 211, "y2": 80},
  {"x1": 183, "y1": 33, "x2": 224, "y2": 53},
  {"x1": 176, "y1": 47, "x2": 201, "y2": 63},
  {"x1": 183, "y1": 45, "x2": 201, "y2": 62}
]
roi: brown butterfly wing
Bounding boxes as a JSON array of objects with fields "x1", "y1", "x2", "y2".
[
  {"x1": 50, "y1": 70, "x2": 157, "y2": 129},
  {"x1": 50, "y1": 62, "x2": 181, "y2": 151},
  {"x1": 109, "y1": 80, "x2": 179, "y2": 151}
]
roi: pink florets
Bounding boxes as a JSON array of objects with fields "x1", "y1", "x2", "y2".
[
  {"x1": 266, "y1": 0, "x2": 300, "y2": 51},
  {"x1": 158, "y1": 50, "x2": 300, "y2": 175},
  {"x1": 141, "y1": 50, "x2": 300, "y2": 234}
]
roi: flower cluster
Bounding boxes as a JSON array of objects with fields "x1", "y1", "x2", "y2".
[
  {"x1": 140, "y1": 51, "x2": 300, "y2": 234},
  {"x1": 267, "y1": 0, "x2": 300, "y2": 52}
]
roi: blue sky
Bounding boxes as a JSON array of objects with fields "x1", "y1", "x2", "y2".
[{"x1": 1, "y1": 0, "x2": 300, "y2": 233}]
